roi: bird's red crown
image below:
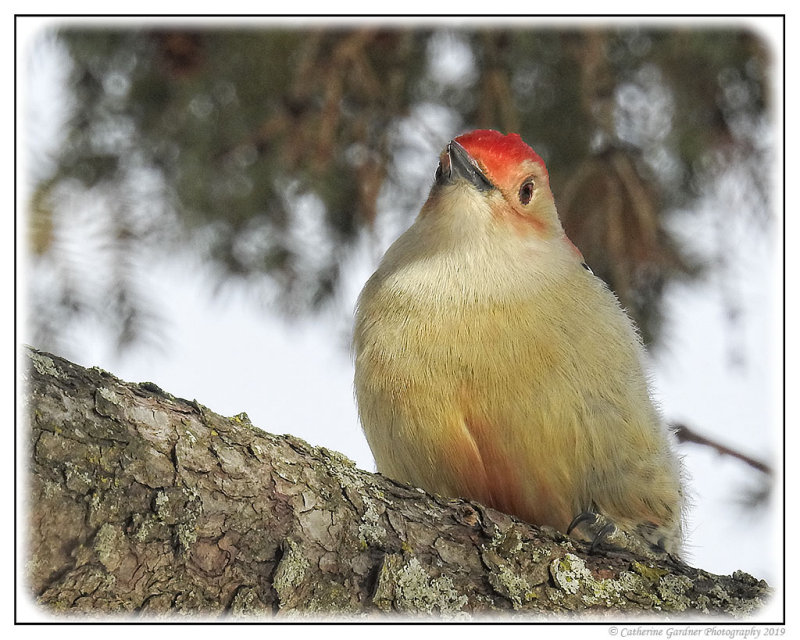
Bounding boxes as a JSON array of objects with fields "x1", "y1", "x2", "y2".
[{"x1": 454, "y1": 130, "x2": 547, "y2": 187}]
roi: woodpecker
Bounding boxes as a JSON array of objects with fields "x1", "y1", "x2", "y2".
[{"x1": 353, "y1": 129, "x2": 684, "y2": 556}]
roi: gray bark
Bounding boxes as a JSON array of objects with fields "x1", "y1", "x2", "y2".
[{"x1": 23, "y1": 346, "x2": 771, "y2": 619}]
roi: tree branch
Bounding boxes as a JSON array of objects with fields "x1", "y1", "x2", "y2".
[
  {"x1": 23, "y1": 347, "x2": 770, "y2": 619},
  {"x1": 671, "y1": 422, "x2": 772, "y2": 476}
]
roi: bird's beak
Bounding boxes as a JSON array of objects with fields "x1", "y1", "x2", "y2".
[{"x1": 436, "y1": 140, "x2": 495, "y2": 192}]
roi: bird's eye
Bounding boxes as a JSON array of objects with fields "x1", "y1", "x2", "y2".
[
  {"x1": 434, "y1": 163, "x2": 443, "y2": 181},
  {"x1": 518, "y1": 180, "x2": 534, "y2": 205}
]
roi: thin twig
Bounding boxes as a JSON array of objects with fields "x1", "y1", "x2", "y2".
[{"x1": 671, "y1": 422, "x2": 772, "y2": 476}]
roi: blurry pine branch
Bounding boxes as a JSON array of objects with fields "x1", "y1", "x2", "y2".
[{"x1": 24, "y1": 25, "x2": 772, "y2": 354}]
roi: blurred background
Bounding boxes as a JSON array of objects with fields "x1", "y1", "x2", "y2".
[{"x1": 19, "y1": 17, "x2": 782, "y2": 588}]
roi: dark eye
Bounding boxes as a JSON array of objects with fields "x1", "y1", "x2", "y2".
[
  {"x1": 434, "y1": 162, "x2": 443, "y2": 181},
  {"x1": 519, "y1": 180, "x2": 534, "y2": 205}
]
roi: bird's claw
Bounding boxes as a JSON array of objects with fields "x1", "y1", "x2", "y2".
[
  {"x1": 568, "y1": 511, "x2": 618, "y2": 550},
  {"x1": 567, "y1": 511, "x2": 600, "y2": 535},
  {"x1": 567, "y1": 510, "x2": 670, "y2": 561}
]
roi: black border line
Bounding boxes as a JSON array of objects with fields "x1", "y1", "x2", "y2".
[{"x1": 13, "y1": 12, "x2": 787, "y2": 626}]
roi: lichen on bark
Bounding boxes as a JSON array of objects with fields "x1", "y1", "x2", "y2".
[{"x1": 23, "y1": 347, "x2": 772, "y2": 620}]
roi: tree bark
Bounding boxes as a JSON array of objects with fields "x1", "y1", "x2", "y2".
[{"x1": 22, "y1": 347, "x2": 770, "y2": 619}]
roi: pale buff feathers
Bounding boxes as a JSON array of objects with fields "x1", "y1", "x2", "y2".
[{"x1": 354, "y1": 172, "x2": 684, "y2": 555}]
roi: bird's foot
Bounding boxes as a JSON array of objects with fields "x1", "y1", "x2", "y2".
[{"x1": 566, "y1": 511, "x2": 676, "y2": 563}]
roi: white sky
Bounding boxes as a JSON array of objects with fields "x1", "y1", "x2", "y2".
[{"x1": 13, "y1": 14, "x2": 789, "y2": 624}]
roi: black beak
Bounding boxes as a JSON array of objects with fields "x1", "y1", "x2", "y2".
[{"x1": 436, "y1": 140, "x2": 495, "y2": 192}]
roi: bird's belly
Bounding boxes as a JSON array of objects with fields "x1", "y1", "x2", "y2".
[{"x1": 359, "y1": 322, "x2": 585, "y2": 530}]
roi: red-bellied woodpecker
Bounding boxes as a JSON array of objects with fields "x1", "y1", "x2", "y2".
[{"x1": 353, "y1": 129, "x2": 684, "y2": 556}]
